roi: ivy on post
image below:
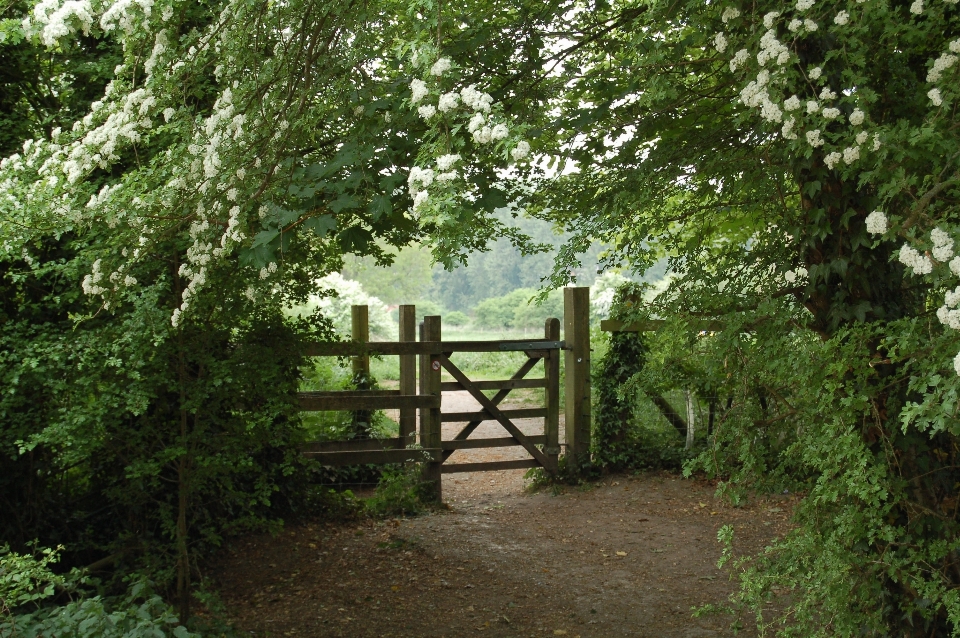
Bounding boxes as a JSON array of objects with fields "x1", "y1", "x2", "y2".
[{"x1": 563, "y1": 287, "x2": 591, "y2": 472}]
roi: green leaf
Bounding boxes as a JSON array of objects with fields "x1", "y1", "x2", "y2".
[
  {"x1": 303, "y1": 215, "x2": 336, "y2": 237},
  {"x1": 251, "y1": 229, "x2": 279, "y2": 248},
  {"x1": 368, "y1": 195, "x2": 392, "y2": 221},
  {"x1": 337, "y1": 226, "x2": 373, "y2": 254},
  {"x1": 329, "y1": 194, "x2": 359, "y2": 213}
]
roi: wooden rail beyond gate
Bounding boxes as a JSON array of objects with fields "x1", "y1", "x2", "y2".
[{"x1": 298, "y1": 305, "x2": 571, "y2": 499}]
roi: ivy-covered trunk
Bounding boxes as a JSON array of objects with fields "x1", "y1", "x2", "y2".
[{"x1": 799, "y1": 181, "x2": 960, "y2": 634}]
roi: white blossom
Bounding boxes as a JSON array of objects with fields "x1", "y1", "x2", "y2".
[
  {"x1": 511, "y1": 140, "x2": 531, "y2": 160},
  {"x1": 809, "y1": 66, "x2": 822, "y2": 80},
  {"x1": 491, "y1": 123, "x2": 509, "y2": 140},
  {"x1": 807, "y1": 100, "x2": 820, "y2": 114},
  {"x1": 784, "y1": 95, "x2": 801, "y2": 111},
  {"x1": 822, "y1": 107, "x2": 841, "y2": 119},
  {"x1": 944, "y1": 286, "x2": 960, "y2": 308},
  {"x1": 437, "y1": 92, "x2": 460, "y2": 112},
  {"x1": 929, "y1": 88, "x2": 943, "y2": 106},
  {"x1": 819, "y1": 86, "x2": 836, "y2": 100},
  {"x1": 721, "y1": 7, "x2": 741, "y2": 23},
  {"x1": 910, "y1": 0, "x2": 923, "y2": 14},
  {"x1": 410, "y1": 79, "x2": 429, "y2": 104},
  {"x1": 849, "y1": 109, "x2": 865, "y2": 125},
  {"x1": 856, "y1": 131, "x2": 869, "y2": 145},
  {"x1": 460, "y1": 85, "x2": 494, "y2": 112},
  {"x1": 784, "y1": 269, "x2": 797, "y2": 283},
  {"x1": 418, "y1": 104, "x2": 437, "y2": 119},
  {"x1": 865, "y1": 210, "x2": 887, "y2": 234},
  {"x1": 763, "y1": 11, "x2": 781, "y2": 28},
  {"x1": 843, "y1": 146, "x2": 860, "y2": 164},
  {"x1": 951, "y1": 39, "x2": 960, "y2": 54},
  {"x1": 788, "y1": 18, "x2": 803, "y2": 31},
  {"x1": 806, "y1": 129, "x2": 824, "y2": 147},
  {"x1": 932, "y1": 228, "x2": 955, "y2": 261},
  {"x1": 467, "y1": 112, "x2": 485, "y2": 133},
  {"x1": 407, "y1": 166, "x2": 435, "y2": 193},
  {"x1": 473, "y1": 126, "x2": 493, "y2": 144},
  {"x1": 834, "y1": 11, "x2": 850, "y2": 25},
  {"x1": 430, "y1": 57, "x2": 452, "y2": 76},
  {"x1": 435, "y1": 171, "x2": 458, "y2": 182},
  {"x1": 757, "y1": 30, "x2": 790, "y2": 66},
  {"x1": 950, "y1": 256, "x2": 960, "y2": 276},
  {"x1": 927, "y1": 53, "x2": 957, "y2": 82},
  {"x1": 824, "y1": 151, "x2": 842, "y2": 169},
  {"x1": 436, "y1": 154, "x2": 460, "y2": 170},
  {"x1": 953, "y1": 352, "x2": 960, "y2": 376},
  {"x1": 729, "y1": 49, "x2": 750, "y2": 72},
  {"x1": 782, "y1": 117, "x2": 798, "y2": 140},
  {"x1": 412, "y1": 190, "x2": 429, "y2": 209},
  {"x1": 804, "y1": 19, "x2": 818, "y2": 31},
  {"x1": 714, "y1": 33, "x2": 728, "y2": 53},
  {"x1": 899, "y1": 244, "x2": 933, "y2": 275},
  {"x1": 796, "y1": 0, "x2": 815, "y2": 10},
  {"x1": 872, "y1": 134, "x2": 882, "y2": 151}
]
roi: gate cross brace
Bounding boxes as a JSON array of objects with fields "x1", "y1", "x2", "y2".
[
  {"x1": 442, "y1": 355, "x2": 542, "y2": 461},
  {"x1": 438, "y1": 355, "x2": 551, "y2": 468}
]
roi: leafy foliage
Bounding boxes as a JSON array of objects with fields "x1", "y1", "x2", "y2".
[{"x1": 0, "y1": 546, "x2": 199, "y2": 638}]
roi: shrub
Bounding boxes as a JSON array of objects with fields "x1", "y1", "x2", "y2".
[{"x1": 444, "y1": 310, "x2": 470, "y2": 326}]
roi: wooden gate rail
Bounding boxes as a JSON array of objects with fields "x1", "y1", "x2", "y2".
[
  {"x1": 442, "y1": 459, "x2": 541, "y2": 474},
  {"x1": 440, "y1": 355, "x2": 544, "y2": 461},
  {"x1": 303, "y1": 339, "x2": 565, "y2": 357},
  {"x1": 296, "y1": 289, "x2": 594, "y2": 492}
]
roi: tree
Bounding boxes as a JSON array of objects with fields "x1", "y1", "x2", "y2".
[
  {"x1": 0, "y1": 0, "x2": 538, "y2": 621},
  {"x1": 480, "y1": 0, "x2": 960, "y2": 633}
]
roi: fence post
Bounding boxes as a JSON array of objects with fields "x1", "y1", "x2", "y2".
[
  {"x1": 398, "y1": 305, "x2": 416, "y2": 447},
  {"x1": 421, "y1": 315, "x2": 443, "y2": 501},
  {"x1": 564, "y1": 287, "x2": 591, "y2": 471},
  {"x1": 351, "y1": 305, "x2": 370, "y2": 439},
  {"x1": 544, "y1": 317, "x2": 561, "y2": 474}
]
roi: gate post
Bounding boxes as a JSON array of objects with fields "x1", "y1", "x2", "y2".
[
  {"x1": 421, "y1": 315, "x2": 443, "y2": 501},
  {"x1": 563, "y1": 287, "x2": 591, "y2": 472},
  {"x1": 350, "y1": 305, "x2": 370, "y2": 439},
  {"x1": 398, "y1": 305, "x2": 417, "y2": 447},
  {"x1": 544, "y1": 317, "x2": 561, "y2": 474}
]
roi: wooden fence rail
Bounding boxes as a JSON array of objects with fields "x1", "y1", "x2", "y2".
[{"x1": 297, "y1": 287, "x2": 594, "y2": 497}]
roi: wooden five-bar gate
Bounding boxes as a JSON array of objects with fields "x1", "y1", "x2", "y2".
[{"x1": 298, "y1": 287, "x2": 593, "y2": 500}]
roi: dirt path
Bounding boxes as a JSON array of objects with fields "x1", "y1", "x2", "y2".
[{"x1": 211, "y1": 393, "x2": 792, "y2": 637}]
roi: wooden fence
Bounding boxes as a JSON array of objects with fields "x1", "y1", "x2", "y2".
[{"x1": 298, "y1": 287, "x2": 593, "y2": 498}]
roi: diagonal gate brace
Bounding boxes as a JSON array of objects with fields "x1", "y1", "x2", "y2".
[
  {"x1": 438, "y1": 355, "x2": 550, "y2": 468},
  {"x1": 443, "y1": 355, "x2": 542, "y2": 461}
]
